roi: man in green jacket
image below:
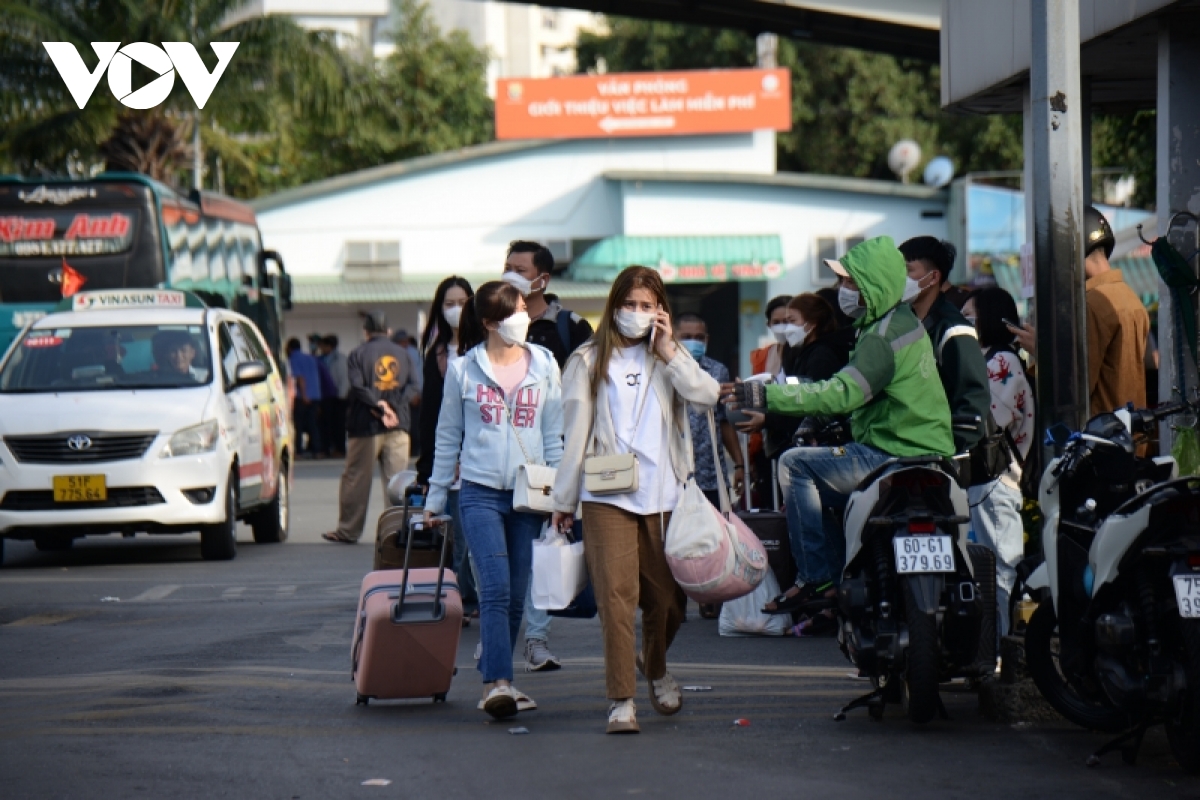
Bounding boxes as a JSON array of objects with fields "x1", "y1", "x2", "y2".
[
  {"x1": 729, "y1": 236, "x2": 953, "y2": 616},
  {"x1": 898, "y1": 236, "x2": 991, "y2": 453}
]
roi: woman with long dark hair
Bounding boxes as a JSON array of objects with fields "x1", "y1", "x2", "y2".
[
  {"x1": 417, "y1": 277, "x2": 475, "y2": 610},
  {"x1": 424, "y1": 281, "x2": 563, "y2": 720},
  {"x1": 962, "y1": 287, "x2": 1034, "y2": 637},
  {"x1": 549, "y1": 266, "x2": 719, "y2": 734}
]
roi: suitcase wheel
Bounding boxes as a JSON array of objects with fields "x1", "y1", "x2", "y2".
[
  {"x1": 356, "y1": 694, "x2": 369, "y2": 706},
  {"x1": 433, "y1": 693, "x2": 447, "y2": 703}
]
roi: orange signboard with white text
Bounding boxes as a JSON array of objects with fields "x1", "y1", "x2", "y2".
[{"x1": 496, "y1": 68, "x2": 791, "y2": 140}]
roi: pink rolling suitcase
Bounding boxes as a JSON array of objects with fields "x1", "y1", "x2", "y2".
[{"x1": 351, "y1": 517, "x2": 462, "y2": 705}]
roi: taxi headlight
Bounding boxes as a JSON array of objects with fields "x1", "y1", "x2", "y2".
[{"x1": 162, "y1": 420, "x2": 220, "y2": 458}]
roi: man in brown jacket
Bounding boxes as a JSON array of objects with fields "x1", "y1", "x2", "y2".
[{"x1": 1083, "y1": 205, "x2": 1150, "y2": 416}]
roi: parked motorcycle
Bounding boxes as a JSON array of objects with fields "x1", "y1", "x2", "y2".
[
  {"x1": 834, "y1": 427, "x2": 996, "y2": 724},
  {"x1": 1023, "y1": 400, "x2": 1200, "y2": 769}
]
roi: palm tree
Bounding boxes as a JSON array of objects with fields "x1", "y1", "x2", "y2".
[{"x1": 0, "y1": 0, "x2": 356, "y2": 190}]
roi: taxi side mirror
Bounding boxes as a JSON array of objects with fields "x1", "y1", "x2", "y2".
[{"x1": 234, "y1": 361, "x2": 268, "y2": 388}]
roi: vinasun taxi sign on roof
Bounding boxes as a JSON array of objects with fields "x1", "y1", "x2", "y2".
[{"x1": 70, "y1": 290, "x2": 187, "y2": 311}]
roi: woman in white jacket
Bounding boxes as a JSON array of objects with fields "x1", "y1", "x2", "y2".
[
  {"x1": 425, "y1": 281, "x2": 563, "y2": 720},
  {"x1": 550, "y1": 266, "x2": 720, "y2": 734}
]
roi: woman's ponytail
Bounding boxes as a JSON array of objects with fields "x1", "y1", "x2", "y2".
[{"x1": 457, "y1": 295, "x2": 485, "y2": 355}]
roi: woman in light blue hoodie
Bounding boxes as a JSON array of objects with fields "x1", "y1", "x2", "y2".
[{"x1": 424, "y1": 280, "x2": 564, "y2": 720}]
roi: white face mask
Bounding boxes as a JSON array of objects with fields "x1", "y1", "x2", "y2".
[
  {"x1": 769, "y1": 323, "x2": 789, "y2": 344},
  {"x1": 614, "y1": 308, "x2": 655, "y2": 339},
  {"x1": 839, "y1": 286, "x2": 866, "y2": 319},
  {"x1": 443, "y1": 304, "x2": 463, "y2": 329},
  {"x1": 783, "y1": 324, "x2": 810, "y2": 347},
  {"x1": 501, "y1": 271, "x2": 544, "y2": 297},
  {"x1": 496, "y1": 311, "x2": 530, "y2": 345},
  {"x1": 902, "y1": 273, "x2": 937, "y2": 304}
]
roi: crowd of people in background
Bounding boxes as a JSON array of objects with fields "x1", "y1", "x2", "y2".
[{"x1": 299, "y1": 205, "x2": 1151, "y2": 734}]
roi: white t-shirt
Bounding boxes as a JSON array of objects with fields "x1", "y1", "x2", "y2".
[{"x1": 581, "y1": 345, "x2": 680, "y2": 514}]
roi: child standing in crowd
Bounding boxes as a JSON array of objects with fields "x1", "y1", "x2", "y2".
[
  {"x1": 962, "y1": 288, "x2": 1035, "y2": 637},
  {"x1": 550, "y1": 266, "x2": 719, "y2": 735},
  {"x1": 424, "y1": 281, "x2": 563, "y2": 720}
]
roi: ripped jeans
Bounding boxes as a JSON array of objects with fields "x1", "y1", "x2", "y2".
[{"x1": 457, "y1": 480, "x2": 544, "y2": 683}]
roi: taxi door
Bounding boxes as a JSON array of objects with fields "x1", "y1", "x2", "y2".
[{"x1": 218, "y1": 320, "x2": 264, "y2": 505}]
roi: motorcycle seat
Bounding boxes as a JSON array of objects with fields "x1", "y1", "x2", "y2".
[{"x1": 854, "y1": 455, "x2": 959, "y2": 494}]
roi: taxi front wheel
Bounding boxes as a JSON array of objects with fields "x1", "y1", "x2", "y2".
[
  {"x1": 251, "y1": 467, "x2": 289, "y2": 544},
  {"x1": 200, "y1": 472, "x2": 239, "y2": 561}
]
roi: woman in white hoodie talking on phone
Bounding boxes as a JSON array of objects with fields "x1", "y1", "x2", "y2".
[
  {"x1": 425, "y1": 280, "x2": 563, "y2": 720},
  {"x1": 550, "y1": 266, "x2": 719, "y2": 735}
]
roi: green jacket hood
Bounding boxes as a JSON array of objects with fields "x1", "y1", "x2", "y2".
[{"x1": 838, "y1": 236, "x2": 906, "y2": 327}]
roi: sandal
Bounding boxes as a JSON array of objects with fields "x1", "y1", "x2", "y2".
[
  {"x1": 762, "y1": 581, "x2": 834, "y2": 615},
  {"x1": 635, "y1": 656, "x2": 682, "y2": 716},
  {"x1": 481, "y1": 685, "x2": 518, "y2": 719},
  {"x1": 321, "y1": 532, "x2": 357, "y2": 544}
]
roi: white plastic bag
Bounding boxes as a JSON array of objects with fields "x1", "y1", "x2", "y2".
[
  {"x1": 531, "y1": 524, "x2": 587, "y2": 610},
  {"x1": 718, "y1": 570, "x2": 788, "y2": 637}
]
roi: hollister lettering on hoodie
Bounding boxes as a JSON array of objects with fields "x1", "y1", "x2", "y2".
[{"x1": 475, "y1": 385, "x2": 541, "y2": 427}]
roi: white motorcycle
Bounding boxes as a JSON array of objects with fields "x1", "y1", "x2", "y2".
[
  {"x1": 834, "y1": 448, "x2": 997, "y2": 724},
  {"x1": 1022, "y1": 400, "x2": 1200, "y2": 769}
]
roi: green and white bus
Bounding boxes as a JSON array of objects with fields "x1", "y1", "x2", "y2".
[{"x1": 0, "y1": 173, "x2": 291, "y2": 359}]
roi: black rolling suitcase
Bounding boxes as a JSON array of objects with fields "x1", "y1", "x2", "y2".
[{"x1": 735, "y1": 434, "x2": 796, "y2": 592}]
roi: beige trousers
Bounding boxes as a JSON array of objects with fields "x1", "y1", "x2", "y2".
[
  {"x1": 335, "y1": 430, "x2": 410, "y2": 541},
  {"x1": 582, "y1": 502, "x2": 686, "y2": 701}
]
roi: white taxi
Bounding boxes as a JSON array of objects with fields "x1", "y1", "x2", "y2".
[{"x1": 0, "y1": 290, "x2": 292, "y2": 563}]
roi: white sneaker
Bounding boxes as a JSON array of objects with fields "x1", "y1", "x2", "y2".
[
  {"x1": 606, "y1": 699, "x2": 640, "y2": 734},
  {"x1": 524, "y1": 638, "x2": 561, "y2": 672}
]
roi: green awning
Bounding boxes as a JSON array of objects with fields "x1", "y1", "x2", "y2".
[
  {"x1": 291, "y1": 275, "x2": 612, "y2": 305},
  {"x1": 989, "y1": 257, "x2": 1160, "y2": 310},
  {"x1": 569, "y1": 235, "x2": 785, "y2": 284}
]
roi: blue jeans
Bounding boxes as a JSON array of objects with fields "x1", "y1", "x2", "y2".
[
  {"x1": 969, "y1": 479, "x2": 1024, "y2": 637},
  {"x1": 779, "y1": 443, "x2": 891, "y2": 586},
  {"x1": 458, "y1": 481, "x2": 544, "y2": 683},
  {"x1": 523, "y1": 582, "x2": 552, "y2": 642}
]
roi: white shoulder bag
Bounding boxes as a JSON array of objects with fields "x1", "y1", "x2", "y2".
[
  {"x1": 582, "y1": 351, "x2": 655, "y2": 496},
  {"x1": 506, "y1": 397, "x2": 557, "y2": 515}
]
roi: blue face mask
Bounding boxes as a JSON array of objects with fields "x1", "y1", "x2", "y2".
[{"x1": 683, "y1": 339, "x2": 706, "y2": 360}]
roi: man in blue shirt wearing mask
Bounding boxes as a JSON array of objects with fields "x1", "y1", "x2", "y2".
[{"x1": 677, "y1": 313, "x2": 745, "y2": 508}]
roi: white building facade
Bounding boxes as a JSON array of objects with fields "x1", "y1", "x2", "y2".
[{"x1": 251, "y1": 132, "x2": 948, "y2": 376}]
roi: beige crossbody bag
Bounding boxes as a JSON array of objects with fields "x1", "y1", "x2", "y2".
[{"x1": 582, "y1": 351, "x2": 655, "y2": 496}]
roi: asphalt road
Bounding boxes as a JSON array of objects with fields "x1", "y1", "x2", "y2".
[{"x1": 0, "y1": 461, "x2": 1196, "y2": 799}]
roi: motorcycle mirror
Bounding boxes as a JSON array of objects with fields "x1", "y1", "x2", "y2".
[{"x1": 1045, "y1": 423, "x2": 1073, "y2": 450}]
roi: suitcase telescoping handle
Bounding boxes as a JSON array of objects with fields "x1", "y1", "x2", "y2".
[
  {"x1": 397, "y1": 514, "x2": 453, "y2": 619},
  {"x1": 739, "y1": 432, "x2": 752, "y2": 512}
]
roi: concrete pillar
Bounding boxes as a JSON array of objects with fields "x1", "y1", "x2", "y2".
[
  {"x1": 1156, "y1": 13, "x2": 1200, "y2": 425},
  {"x1": 1081, "y1": 76, "x2": 1092, "y2": 204},
  {"x1": 1029, "y1": 0, "x2": 1088, "y2": 432}
]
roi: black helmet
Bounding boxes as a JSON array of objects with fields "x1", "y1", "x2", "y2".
[{"x1": 1084, "y1": 205, "x2": 1115, "y2": 259}]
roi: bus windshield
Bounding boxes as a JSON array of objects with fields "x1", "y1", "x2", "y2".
[{"x1": 0, "y1": 324, "x2": 213, "y2": 393}]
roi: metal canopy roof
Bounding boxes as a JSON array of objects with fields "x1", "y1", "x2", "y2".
[
  {"x1": 291, "y1": 276, "x2": 612, "y2": 305},
  {"x1": 508, "y1": 0, "x2": 942, "y2": 62}
]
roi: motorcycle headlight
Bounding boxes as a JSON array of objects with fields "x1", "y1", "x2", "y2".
[{"x1": 161, "y1": 420, "x2": 220, "y2": 458}]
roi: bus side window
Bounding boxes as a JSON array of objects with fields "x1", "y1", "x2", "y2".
[
  {"x1": 226, "y1": 224, "x2": 243, "y2": 288},
  {"x1": 207, "y1": 219, "x2": 226, "y2": 286},
  {"x1": 190, "y1": 220, "x2": 207, "y2": 289}
]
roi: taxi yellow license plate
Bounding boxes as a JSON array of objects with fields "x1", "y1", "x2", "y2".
[{"x1": 53, "y1": 475, "x2": 107, "y2": 502}]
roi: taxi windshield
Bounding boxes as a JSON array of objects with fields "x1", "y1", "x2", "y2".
[{"x1": 0, "y1": 324, "x2": 212, "y2": 392}]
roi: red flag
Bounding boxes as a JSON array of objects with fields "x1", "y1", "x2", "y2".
[{"x1": 61, "y1": 258, "x2": 86, "y2": 297}]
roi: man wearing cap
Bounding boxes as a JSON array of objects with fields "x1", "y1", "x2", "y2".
[
  {"x1": 322, "y1": 311, "x2": 419, "y2": 544},
  {"x1": 727, "y1": 237, "x2": 953, "y2": 620}
]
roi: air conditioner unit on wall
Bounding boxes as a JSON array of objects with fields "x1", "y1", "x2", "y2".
[{"x1": 343, "y1": 240, "x2": 400, "y2": 282}]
